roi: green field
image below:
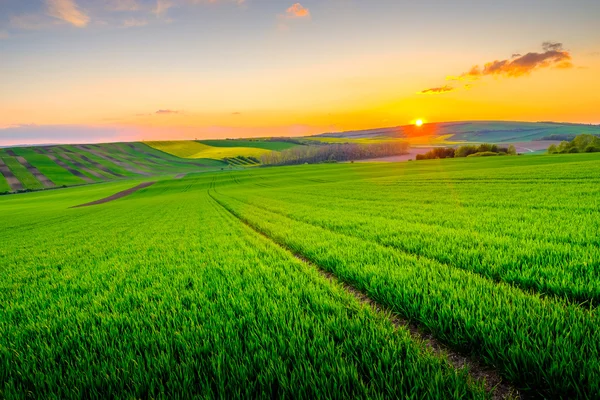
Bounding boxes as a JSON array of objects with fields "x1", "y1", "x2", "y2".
[
  {"x1": 199, "y1": 139, "x2": 300, "y2": 151},
  {"x1": 0, "y1": 143, "x2": 224, "y2": 193},
  {"x1": 1, "y1": 153, "x2": 599, "y2": 398},
  {"x1": 145, "y1": 140, "x2": 273, "y2": 160}
]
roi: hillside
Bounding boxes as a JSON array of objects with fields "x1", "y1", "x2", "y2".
[
  {"x1": 0, "y1": 143, "x2": 225, "y2": 194},
  {"x1": 313, "y1": 121, "x2": 600, "y2": 144}
]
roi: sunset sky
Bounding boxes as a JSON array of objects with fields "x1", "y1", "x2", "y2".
[{"x1": 1, "y1": 0, "x2": 599, "y2": 144}]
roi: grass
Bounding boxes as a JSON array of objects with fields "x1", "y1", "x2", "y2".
[
  {"x1": 145, "y1": 140, "x2": 272, "y2": 160},
  {"x1": 0, "y1": 174, "x2": 11, "y2": 193},
  {"x1": 0, "y1": 178, "x2": 485, "y2": 399},
  {"x1": 0, "y1": 156, "x2": 44, "y2": 190},
  {"x1": 2, "y1": 152, "x2": 599, "y2": 398},
  {"x1": 11, "y1": 147, "x2": 86, "y2": 186}
]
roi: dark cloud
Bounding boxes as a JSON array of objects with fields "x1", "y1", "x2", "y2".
[
  {"x1": 542, "y1": 42, "x2": 564, "y2": 52},
  {"x1": 511, "y1": 53, "x2": 521, "y2": 58},
  {"x1": 450, "y1": 42, "x2": 572, "y2": 80},
  {"x1": 418, "y1": 85, "x2": 454, "y2": 95}
]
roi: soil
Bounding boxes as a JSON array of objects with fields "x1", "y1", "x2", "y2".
[
  {"x1": 45, "y1": 154, "x2": 94, "y2": 183},
  {"x1": 13, "y1": 155, "x2": 56, "y2": 188},
  {"x1": 59, "y1": 153, "x2": 106, "y2": 179},
  {"x1": 76, "y1": 145, "x2": 152, "y2": 176},
  {"x1": 71, "y1": 181, "x2": 156, "y2": 208},
  {"x1": 0, "y1": 158, "x2": 24, "y2": 191}
]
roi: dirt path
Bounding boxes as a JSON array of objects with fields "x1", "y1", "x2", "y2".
[
  {"x1": 45, "y1": 154, "x2": 94, "y2": 183},
  {"x1": 175, "y1": 173, "x2": 187, "y2": 179},
  {"x1": 5, "y1": 149, "x2": 56, "y2": 188},
  {"x1": 76, "y1": 145, "x2": 152, "y2": 176},
  {"x1": 208, "y1": 190, "x2": 520, "y2": 400},
  {"x1": 0, "y1": 158, "x2": 24, "y2": 191},
  {"x1": 71, "y1": 181, "x2": 156, "y2": 208}
]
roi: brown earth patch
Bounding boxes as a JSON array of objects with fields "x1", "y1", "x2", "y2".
[
  {"x1": 11, "y1": 154, "x2": 56, "y2": 188},
  {"x1": 45, "y1": 154, "x2": 94, "y2": 183},
  {"x1": 71, "y1": 181, "x2": 156, "y2": 208},
  {"x1": 76, "y1": 145, "x2": 152, "y2": 177},
  {"x1": 208, "y1": 191, "x2": 521, "y2": 400},
  {"x1": 0, "y1": 158, "x2": 24, "y2": 191},
  {"x1": 59, "y1": 153, "x2": 106, "y2": 180}
]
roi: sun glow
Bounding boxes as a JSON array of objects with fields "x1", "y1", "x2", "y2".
[{"x1": 415, "y1": 119, "x2": 424, "y2": 127}]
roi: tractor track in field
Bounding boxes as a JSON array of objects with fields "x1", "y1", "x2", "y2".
[
  {"x1": 5, "y1": 149, "x2": 56, "y2": 188},
  {"x1": 71, "y1": 181, "x2": 156, "y2": 208},
  {"x1": 0, "y1": 157, "x2": 24, "y2": 191},
  {"x1": 221, "y1": 193, "x2": 598, "y2": 308},
  {"x1": 207, "y1": 188, "x2": 521, "y2": 400}
]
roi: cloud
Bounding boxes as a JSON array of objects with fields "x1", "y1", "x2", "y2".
[
  {"x1": 123, "y1": 18, "x2": 148, "y2": 27},
  {"x1": 418, "y1": 85, "x2": 454, "y2": 95},
  {"x1": 46, "y1": 0, "x2": 90, "y2": 27},
  {"x1": 451, "y1": 42, "x2": 573, "y2": 80},
  {"x1": 108, "y1": 0, "x2": 141, "y2": 11},
  {"x1": 232, "y1": 111, "x2": 242, "y2": 115},
  {"x1": 511, "y1": 53, "x2": 521, "y2": 58},
  {"x1": 285, "y1": 3, "x2": 310, "y2": 18},
  {"x1": 155, "y1": 109, "x2": 179, "y2": 114},
  {"x1": 153, "y1": 0, "x2": 174, "y2": 16}
]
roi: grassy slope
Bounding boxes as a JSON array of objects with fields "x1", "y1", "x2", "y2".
[
  {"x1": 0, "y1": 174, "x2": 10, "y2": 193},
  {"x1": 145, "y1": 140, "x2": 272, "y2": 160},
  {"x1": 199, "y1": 139, "x2": 299, "y2": 151},
  {"x1": 0, "y1": 155, "x2": 44, "y2": 190},
  {"x1": 12, "y1": 147, "x2": 86, "y2": 186},
  {"x1": 0, "y1": 177, "x2": 484, "y2": 399}
]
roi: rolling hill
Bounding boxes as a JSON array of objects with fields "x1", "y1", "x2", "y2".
[{"x1": 312, "y1": 121, "x2": 600, "y2": 144}]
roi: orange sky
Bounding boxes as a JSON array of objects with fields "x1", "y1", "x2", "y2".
[{"x1": 1, "y1": 1, "x2": 599, "y2": 143}]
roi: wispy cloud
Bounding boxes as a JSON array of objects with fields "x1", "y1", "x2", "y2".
[
  {"x1": 155, "y1": 109, "x2": 180, "y2": 115},
  {"x1": 417, "y1": 85, "x2": 454, "y2": 95},
  {"x1": 107, "y1": 0, "x2": 141, "y2": 11},
  {"x1": 46, "y1": 0, "x2": 90, "y2": 27},
  {"x1": 153, "y1": 0, "x2": 174, "y2": 16},
  {"x1": 123, "y1": 18, "x2": 148, "y2": 27}
]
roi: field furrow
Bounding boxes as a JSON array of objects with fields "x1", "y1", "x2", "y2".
[{"x1": 211, "y1": 188, "x2": 600, "y2": 398}]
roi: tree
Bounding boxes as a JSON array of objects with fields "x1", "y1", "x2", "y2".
[{"x1": 507, "y1": 145, "x2": 517, "y2": 155}]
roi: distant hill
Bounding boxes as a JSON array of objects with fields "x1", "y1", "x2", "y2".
[{"x1": 313, "y1": 121, "x2": 600, "y2": 144}]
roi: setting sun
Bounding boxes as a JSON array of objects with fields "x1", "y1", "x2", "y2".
[{"x1": 415, "y1": 119, "x2": 424, "y2": 127}]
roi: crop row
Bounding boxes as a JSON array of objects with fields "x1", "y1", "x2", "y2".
[
  {"x1": 212, "y1": 185, "x2": 600, "y2": 398},
  {"x1": 0, "y1": 181, "x2": 486, "y2": 398}
]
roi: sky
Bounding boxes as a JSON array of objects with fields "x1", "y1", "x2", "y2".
[{"x1": 1, "y1": 0, "x2": 599, "y2": 145}]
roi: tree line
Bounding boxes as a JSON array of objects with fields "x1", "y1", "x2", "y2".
[
  {"x1": 547, "y1": 134, "x2": 600, "y2": 154},
  {"x1": 416, "y1": 143, "x2": 517, "y2": 160},
  {"x1": 261, "y1": 142, "x2": 409, "y2": 165}
]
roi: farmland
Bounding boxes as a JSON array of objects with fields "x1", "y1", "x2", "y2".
[
  {"x1": 1, "y1": 152, "x2": 599, "y2": 398},
  {"x1": 0, "y1": 143, "x2": 226, "y2": 194}
]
